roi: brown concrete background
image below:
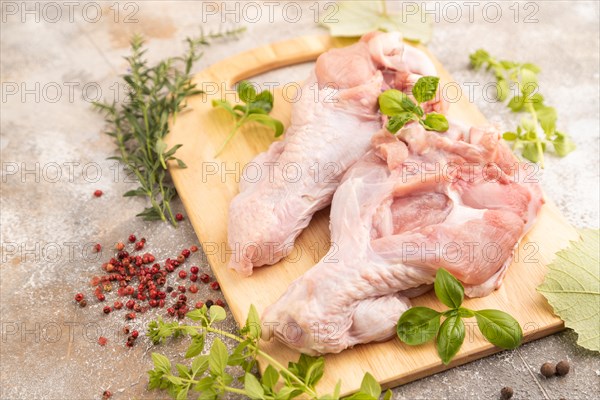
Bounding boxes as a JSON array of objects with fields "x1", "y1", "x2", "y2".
[{"x1": 1, "y1": 1, "x2": 599, "y2": 399}]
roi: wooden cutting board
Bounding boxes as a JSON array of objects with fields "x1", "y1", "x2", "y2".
[{"x1": 166, "y1": 34, "x2": 578, "y2": 396}]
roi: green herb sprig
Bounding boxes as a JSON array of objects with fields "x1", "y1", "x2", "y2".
[
  {"x1": 147, "y1": 304, "x2": 391, "y2": 399},
  {"x1": 469, "y1": 49, "x2": 575, "y2": 167},
  {"x1": 93, "y1": 28, "x2": 244, "y2": 225},
  {"x1": 397, "y1": 268, "x2": 523, "y2": 364},
  {"x1": 379, "y1": 76, "x2": 449, "y2": 133},
  {"x1": 212, "y1": 81, "x2": 284, "y2": 157}
]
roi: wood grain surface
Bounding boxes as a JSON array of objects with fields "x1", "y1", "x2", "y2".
[{"x1": 165, "y1": 34, "x2": 578, "y2": 396}]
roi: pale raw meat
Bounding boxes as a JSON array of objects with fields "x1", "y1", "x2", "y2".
[
  {"x1": 228, "y1": 32, "x2": 442, "y2": 276},
  {"x1": 262, "y1": 121, "x2": 544, "y2": 355}
]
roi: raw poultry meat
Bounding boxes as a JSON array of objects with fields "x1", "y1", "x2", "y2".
[
  {"x1": 262, "y1": 121, "x2": 544, "y2": 355},
  {"x1": 227, "y1": 32, "x2": 444, "y2": 276}
]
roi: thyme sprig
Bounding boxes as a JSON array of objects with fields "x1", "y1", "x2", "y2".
[{"x1": 93, "y1": 28, "x2": 244, "y2": 225}]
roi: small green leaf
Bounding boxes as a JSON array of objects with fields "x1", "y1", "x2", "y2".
[
  {"x1": 185, "y1": 334, "x2": 205, "y2": 358},
  {"x1": 359, "y1": 372, "x2": 381, "y2": 398},
  {"x1": 537, "y1": 105, "x2": 557, "y2": 136},
  {"x1": 420, "y1": 112, "x2": 449, "y2": 132},
  {"x1": 305, "y1": 356, "x2": 325, "y2": 387},
  {"x1": 434, "y1": 268, "x2": 464, "y2": 309},
  {"x1": 152, "y1": 353, "x2": 172, "y2": 374},
  {"x1": 237, "y1": 81, "x2": 257, "y2": 103},
  {"x1": 260, "y1": 365, "x2": 279, "y2": 390},
  {"x1": 475, "y1": 310, "x2": 522, "y2": 349},
  {"x1": 496, "y1": 79, "x2": 509, "y2": 101},
  {"x1": 553, "y1": 132, "x2": 576, "y2": 157},
  {"x1": 244, "y1": 373, "x2": 265, "y2": 399},
  {"x1": 503, "y1": 132, "x2": 518, "y2": 141},
  {"x1": 378, "y1": 89, "x2": 419, "y2": 116},
  {"x1": 387, "y1": 112, "x2": 415, "y2": 133},
  {"x1": 383, "y1": 389, "x2": 393, "y2": 400},
  {"x1": 522, "y1": 142, "x2": 542, "y2": 163},
  {"x1": 155, "y1": 138, "x2": 168, "y2": 155},
  {"x1": 436, "y1": 315, "x2": 465, "y2": 365},
  {"x1": 397, "y1": 307, "x2": 441, "y2": 345},
  {"x1": 191, "y1": 355, "x2": 209, "y2": 375},
  {"x1": 245, "y1": 305, "x2": 262, "y2": 339},
  {"x1": 412, "y1": 76, "x2": 440, "y2": 103},
  {"x1": 458, "y1": 308, "x2": 475, "y2": 318},
  {"x1": 209, "y1": 305, "x2": 226, "y2": 323},
  {"x1": 520, "y1": 68, "x2": 538, "y2": 96},
  {"x1": 246, "y1": 113, "x2": 285, "y2": 137},
  {"x1": 508, "y1": 95, "x2": 525, "y2": 112},
  {"x1": 187, "y1": 306, "x2": 208, "y2": 322},
  {"x1": 208, "y1": 338, "x2": 228, "y2": 375}
]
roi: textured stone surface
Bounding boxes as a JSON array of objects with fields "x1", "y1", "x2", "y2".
[{"x1": 1, "y1": 1, "x2": 598, "y2": 399}]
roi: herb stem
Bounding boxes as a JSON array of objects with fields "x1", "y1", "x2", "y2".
[
  {"x1": 381, "y1": 0, "x2": 388, "y2": 17},
  {"x1": 526, "y1": 101, "x2": 545, "y2": 168},
  {"x1": 214, "y1": 120, "x2": 243, "y2": 157}
]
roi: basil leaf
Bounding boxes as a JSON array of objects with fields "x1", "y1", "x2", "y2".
[
  {"x1": 209, "y1": 305, "x2": 226, "y2": 323},
  {"x1": 522, "y1": 141, "x2": 543, "y2": 163},
  {"x1": 261, "y1": 365, "x2": 279, "y2": 390},
  {"x1": 553, "y1": 131, "x2": 576, "y2": 156},
  {"x1": 536, "y1": 105, "x2": 557, "y2": 136},
  {"x1": 503, "y1": 131, "x2": 518, "y2": 141},
  {"x1": 185, "y1": 334, "x2": 205, "y2": 358},
  {"x1": 496, "y1": 79, "x2": 509, "y2": 101},
  {"x1": 246, "y1": 114, "x2": 285, "y2": 138},
  {"x1": 359, "y1": 372, "x2": 381, "y2": 398},
  {"x1": 397, "y1": 307, "x2": 441, "y2": 345},
  {"x1": 237, "y1": 81, "x2": 257, "y2": 103},
  {"x1": 508, "y1": 95, "x2": 525, "y2": 112},
  {"x1": 434, "y1": 268, "x2": 464, "y2": 309},
  {"x1": 208, "y1": 338, "x2": 228, "y2": 376},
  {"x1": 436, "y1": 315, "x2": 465, "y2": 365},
  {"x1": 420, "y1": 112, "x2": 449, "y2": 132},
  {"x1": 378, "y1": 89, "x2": 418, "y2": 116},
  {"x1": 475, "y1": 309, "x2": 523, "y2": 349},
  {"x1": 387, "y1": 112, "x2": 415, "y2": 133},
  {"x1": 412, "y1": 76, "x2": 440, "y2": 103},
  {"x1": 244, "y1": 372, "x2": 265, "y2": 399},
  {"x1": 458, "y1": 307, "x2": 475, "y2": 318},
  {"x1": 151, "y1": 352, "x2": 172, "y2": 374}
]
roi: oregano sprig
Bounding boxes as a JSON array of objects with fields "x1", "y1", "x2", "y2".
[
  {"x1": 378, "y1": 76, "x2": 449, "y2": 133},
  {"x1": 469, "y1": 49, "x2": 575, "y2": 167},
  {"x1": 397, "y1": 268, "x2": 523, "y2": 365},
  {"x1": 93, "y1": 28, "x2": 245, "y2": 225},
  {"x1": 147, "y1": 304, "x2": 391, "y2": 399},
  {"x1": 212, "y1": 81, "x2": 284, "y2": 157}
]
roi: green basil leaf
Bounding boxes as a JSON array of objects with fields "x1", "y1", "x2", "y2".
[
  {"x1": 208, "y1": 338, "x2": 228, "y2": 376},
  {"x1": 420, "y1": 112, "x2": 449, "y2": 132},
  {"x1": 434, "y1": 268, "x2": 464, "y2": 309},
  {"x1": 246, "y1": 114, "x2": 285, "y2": 138},
  {"x1": 412, "y1": 76, "x2": 440, "y2": 103},
  {"x1": 359, "y1": 372, "x2": 381, "y2": 398},
  {"x1": 496, "y1": 79, "x2": 509, "y2": 102},
  {"x1": 211, "y1": 99, "x2": 237, "y2": 116},
  {"x1": 458, "y1": 307, "x2": 475, "y2": 318},
  {"x1": 151, "y1": 353, "x2": 172, "y2": 374},
  {"x1": 185, "y1": 334, "x2": 205, "y2": 358},
  {"x1": 383, "y1": 389, "x2": 393, "y2": 400},
  {"x1": 191, "y1": 355, "x2": 209, "y2": 375},
  {"x1": 387, "y1": 112, "x2": 415, "y2": 133},
  {"x1": 436, "y1": 315, "x2": 465, "y2": 365},
  {"x1": 244, "y1": 373, "x2": 265, "y2": 399},
  {"x1": 237, "y1": 81, "x2": 257, "y2": 103},
  {"x1": 522, "y1": 141, "x2": 543, "y2": 163},
  {"x1": 397, "y1": 307, "x2": 441, "y2": 345},
  {"x1": 378, "y1": 89, "x2": 419, "y2": 116},
  {"x1": 553, "y1": 131, "x2": 576, "y2": 157},
  {"x1": 475, "y1": 310, "x2": 523, "y2": 349},
  {"x1": 261, "y1": 365, "x2": 279, "y2": 390},
  {"x1": 520, "y1": 68, "x2": 538, "y2": 96},
  {"x1": 522, "y1": 62, "x2": 541, "y2": 73},
  {"x1": 508, "y1": 95, "x2": 525, "y2": 112},
  {"x1": 209, "y1": 305, "x2": 226, "y2": 323},
  {"x1": 536, "y1": 105, "x2": 557, "y2": 136},
  {"x1": 245, "y1": 304, "x2": 262, "y2": 340},
  {"x1": 503, "y1": 131, "x2": 518, "y2": 141}
]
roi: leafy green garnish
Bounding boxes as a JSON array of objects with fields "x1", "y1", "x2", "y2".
[
  {"x1": 147, "y1": 304, "x2": 387, "y2": 399},
  {"x1": 319, "y1": 0, "x2": 432, "y2": 43},
  {"x1": 469, "y1": 49, "x2": 575, "y2": 167},
  {"x1": 537, "y1": 228, "x2": 600, "y2": 352},
  {"x1": 212, "y1": 81, "x2": 284, "y2": 157},
  {"x1": 379, "y1": 76, "x2": 448, "y2": 133},
  {"x1": 397, "y1": 268, "x2": 523, "y2": 365},
  {"x1": 93, "y1": 28, "x2": 244, "y2": 225}
]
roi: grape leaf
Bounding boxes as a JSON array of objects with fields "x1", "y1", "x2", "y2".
[
  {"x1": 537, "y1": 228, "x2": 600, "y2": 352},
  {"x1": 319, "y1": 1, "x2": 432, "y2": 43}
]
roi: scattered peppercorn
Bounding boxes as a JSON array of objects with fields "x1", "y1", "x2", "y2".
[
  {"x1": 199, "y1": 273, "x2": 210, "y2": 283},
  {"x1": 103, "y1": 306, "x2": 111, "y2": 314},
  {"x1": 115, "y1": 242, "x2": 125, "y2": 251},
  {"x1": 97, "y1": 293, "x2": 106, "y2": 302},
  {"x1": 113, "y1": 301, "x2": 123, "y2": 310},
  {"x1": 556, "y1": 360, "x2": 570, "y2": 376},
  {"x1": 135, "y1": 241, "x2": 144, "y2": 250},
  {"x1": 190, "y1": 274, "x2": 198, "y2": 282},
  {"x1": 176, "y1": 255, "x2": 185, "y2": 263},
  {"x1": 541, "y1": 362, "x2": 556, "y2": 378},
  {"x1": 94, "y1": 243, "x2": 102, "y2": 252},
  {"x1": 94, "y1": 190, "x2": 103, "y2": 197},
  {"x1": 98, "y1": 336, "x2": 108, "y2": 346},
  {"x1": 189, "y1": 284, "x2": 198, "y2": 294},
  {"x1": 125, "y1": 312, "x2": 136, "y2": 320},
  {"x1": 190, "y1": 245, "x2": 198, "y2": 252},
  {"x1": 79, "y1": 299, "x2": 87, "y2": 307},
  {"x1": 131, "y1": 330, "x2": 139, "y2": 339},
  {"x1": 75, "y1": 293, "x2": 84, "y2": 302},
  {"x1": 128, "y1": 234, "x2": 136, "y2": 243},
  {"x1": 175, "y1": 213, "x2": 184, "y2": 221},
  {"x1": 102, "y1": 389, "x2": 112, "y2": 399},
  {"x1": 215, "y1": 299, "x2": 225, "y2": 307},
  {"x1": 181, "y1": 249, "x2": 191, "y2": 258},
  {"x1": 123, "y1": 326, "x2": 130, "y2": 334},
  {"x1": 209, "y1": 281, "x2": 220, "y2": 291},
  {"x1": 178, "y1": 270, "x2": 187, "y2": 279},
  {"x1": 500, "y1": 386, "x2": 513, "y2": 399},
  {"x1": 205, "y1": 300, "x2": 214, "y2": 308},
  {"x1": 195, "y1": 301, "x2": 204, "y2": 309},
  {"x1": 190, "y1": 266, "x2": 199, "y2": 274}
]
